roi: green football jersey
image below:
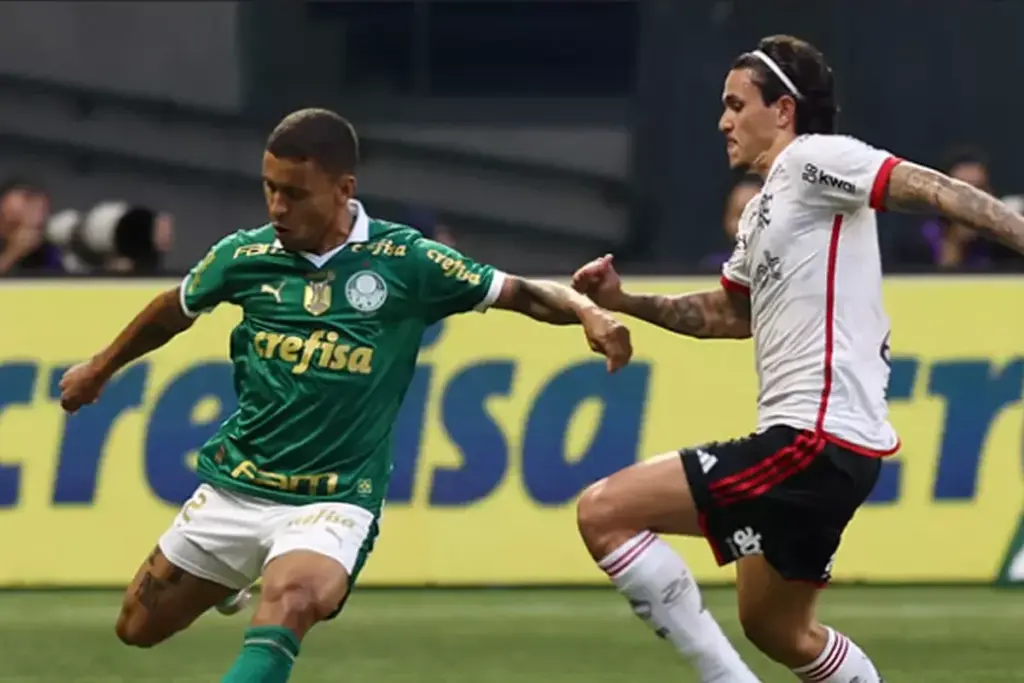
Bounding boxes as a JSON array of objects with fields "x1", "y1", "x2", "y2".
[{"x1": 179, "y1": 201, "x2": 503, "y2": 512}]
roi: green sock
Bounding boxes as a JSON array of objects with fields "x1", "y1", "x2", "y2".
[{"x1": 221, "y1": 625, "x2": 301, "y2": 683}]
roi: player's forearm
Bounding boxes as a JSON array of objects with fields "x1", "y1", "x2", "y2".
[
  {"x1": 93, "y1": 288, "x2": 193, "y2": 378},
  {"x1": 885, "y1": 162, "x2": 1024, "y2": 255},
  {"x1": 0, "y1": 249, "x2": 19, "y2": 274},
  {"x1": 0, "y1": 244, "x2": 27, "y2": 274},
  {"x1": 495, "y1": 276, "x2": 592, "y2": 325},
  {"x1": 614, "y1": 289, "x2": 751, "y2": 339}
]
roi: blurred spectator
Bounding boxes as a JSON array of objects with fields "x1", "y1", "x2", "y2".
[
  {"x1": 700, "y1": 174, "x2": 762, "y2": 269},
  {"x1": 405, "y1": 207, "x2": 457, "y2": 248},
  {"x1": 0, "y1": 180, "x2": 60, "y2": 274},
  {"x1": 47, "y1": 202, "x2": 175, "y2": 275},
  {"x1": 885, "y1": 147, "x2": 1024, "y2": 270}
]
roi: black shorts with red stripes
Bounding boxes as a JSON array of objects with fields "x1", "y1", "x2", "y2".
[{"x1": 680, "y1": 425, "x2": 881, "y2": 584}]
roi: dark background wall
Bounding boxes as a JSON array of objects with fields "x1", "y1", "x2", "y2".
[{"x1": 0, "y1": 0, "x2": 1020, "y2": 273}]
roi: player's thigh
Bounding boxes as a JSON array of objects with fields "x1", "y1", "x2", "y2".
[
  {"x1": 162, "y1": 484, "x2": 272, "y2": 588},
  {"x1": 117, "y1": 546, "x2": 237, "y2": 647},
  {"x1": 117, "y1": 484, "x2": 271, "y2": 646},
  {"x1": 727, "y1": 437, "x2": 881, "y2": 655},
  {"x1": 255, "y1": 502, "x2": 378, "y2": 634},
  {"x1": 576, "y1": 451, "x2": 702, "y2": 556}
]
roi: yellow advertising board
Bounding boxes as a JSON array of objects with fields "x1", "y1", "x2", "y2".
[{"x1": 0, "y1": 277, "x2": 1021, "y2": 586}]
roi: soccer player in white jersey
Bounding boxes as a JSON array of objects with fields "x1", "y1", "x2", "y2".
[{"x1": 571, "y1": 34, "x2": 1024, "y2": 683}]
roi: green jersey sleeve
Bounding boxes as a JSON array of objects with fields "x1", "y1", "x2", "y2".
[
  {"x1": 411, "y1": 238, "x2": 506, "y2": 323},
  {"x1": 179, "y1": 234, "x2": 240, "y2": 318}
]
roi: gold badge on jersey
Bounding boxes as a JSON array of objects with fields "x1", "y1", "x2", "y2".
[{"x1": 303, "y1": 272, "x2": 335, "y2": 316}]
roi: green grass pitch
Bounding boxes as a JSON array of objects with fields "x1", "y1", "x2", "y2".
[{"x1": 1, "y1": 586, "x2": 1020, "y2": 682}]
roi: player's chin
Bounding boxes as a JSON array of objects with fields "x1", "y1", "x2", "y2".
[{"x1": 726, "y1": 153, "x2": 749, "y2": 171}]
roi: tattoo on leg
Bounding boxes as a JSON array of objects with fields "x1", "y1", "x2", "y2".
[{"x1": 135, "y1": 549, "x2": 185, "y2": 611}]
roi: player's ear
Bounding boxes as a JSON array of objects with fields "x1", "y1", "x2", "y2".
[
  {"x1": 335, "y1": 174, "x2": 356, "y2": 205},
  {"x1": 775, "y1": 94, "x2": 798, "y2": 131}
]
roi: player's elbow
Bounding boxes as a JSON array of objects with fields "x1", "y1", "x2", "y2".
[
  {"x1": 702, "y1": 317, "x2": 751, "y2": 340},
  {"x1": 729, "y1": 321, "x2": 752, "y2": 339}
]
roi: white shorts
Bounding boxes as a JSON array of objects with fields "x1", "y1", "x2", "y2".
[{"x1": 158, "y1": 483, "x2": 377, "y2": 591}]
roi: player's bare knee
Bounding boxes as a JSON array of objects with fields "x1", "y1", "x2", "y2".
[
  {"x1": 259, "y1": 579, "x2": 333, "y2": 632},
  {"x1": 576, "y1": 479, "x2": 605, "y2": 535},
  {"x1": 577, "y1": 481, "x2": 615, "y2": 543},
  {"x1": 114, "y1": 604, "x2": 166, "y2": 648},
  {"x1": 738, "y1": 608, "x2": 816, "y2": 665},
  {"x1": 577, "y1": 478, "x2": 644, "y2": 559}
]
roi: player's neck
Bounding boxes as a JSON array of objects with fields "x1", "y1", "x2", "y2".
[
  {"x1": 751, "y1": 132, "x2": 798, "y2": 179},
  {"x1": 311, "y1": 207, "x2": 356, "y2": 255}
]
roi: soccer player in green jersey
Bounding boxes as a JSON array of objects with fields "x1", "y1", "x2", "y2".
[{"x1": 58, "y1": 108, "x2": 632, "y2": 683}]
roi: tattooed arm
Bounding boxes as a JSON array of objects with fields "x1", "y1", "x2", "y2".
[
  {"x1": 492, "y1": 275, "x2": 634, "y2": 371},
  {"x1": 884, "y1": 162, "x2": 1024, "y2": 255},
  {"x1": 572, "y1": 255, "x2": 751, "y2": 340},
  {"x1": 492, "y1": 275, "x2": 594, "y2": 325},
  {"x1": 613, "y1": 288, "x2": 752, "y2": 340}
]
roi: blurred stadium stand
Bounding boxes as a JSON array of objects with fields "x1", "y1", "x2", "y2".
[{"x1": 0, "y1": 0, "x2": 1022, "y2": 274}]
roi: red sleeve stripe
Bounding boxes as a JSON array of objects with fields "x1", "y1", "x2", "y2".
[
  {"x1": 720, "y1": 275, "x2": 750, "y2": 296},
  {"x1": 869, "y1": 156, "x2": 903, "y2": 211}
]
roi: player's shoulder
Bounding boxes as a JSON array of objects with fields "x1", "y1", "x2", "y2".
[
  {"x1": 787, "y1": 134, "x2": 885, "y2": 168},
  {"x1": 201, "y1": 224, "x2": 287, "y2": 273},
  {"x1": 350, "y1": 218, "x2": 431, "y2": 263},
  {"x1": 207, "y1": 224, "x2": 277, "y2": 252},
  {"x1": 234, "y1": 223, "x2": 278, "y2": 244},
  {"x1": 361, "y1": 218, "x2": 459, "y2": 256},
  {"x1": 366, "y1": 217, "x2": 420, "y2": 242}
]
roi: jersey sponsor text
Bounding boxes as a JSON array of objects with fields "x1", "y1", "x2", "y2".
[{"x1": 251, "y1": 329, "x2": 374, "y2": 376}]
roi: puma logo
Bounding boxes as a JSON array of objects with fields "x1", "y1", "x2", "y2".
[{"x1": 261, "y1": 280, "x2": 285, "y2": 303}]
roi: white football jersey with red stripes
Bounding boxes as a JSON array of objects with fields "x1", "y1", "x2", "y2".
[{"x1": 721, "y1": 134, "x2": 901, "y2": 456}]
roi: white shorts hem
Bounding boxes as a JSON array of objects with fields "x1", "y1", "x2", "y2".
[
  {"x1": 263, "y1": 544, "x2": 354, "y2": 577},
  {"x1": 158, "y1": 532, "x2": 251, "y2": 592}
]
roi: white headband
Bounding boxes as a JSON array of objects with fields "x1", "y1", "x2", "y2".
[{"x1": 750, "y1": 50, "x2": 803, "y2": 100}]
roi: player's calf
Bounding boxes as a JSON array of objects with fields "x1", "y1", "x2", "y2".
[
  {"x1": 737, "y1": 556, "x2": 884, "y2": 683},
  {"x1": 576, "y1": 453, "x2": 759, "y2": 683},
  {"x1": 221, "y1": 550, "x2": 349, "y2": 683},
  {"x1": 742, "y1": 617, "x2": 883, "y2": 683}
]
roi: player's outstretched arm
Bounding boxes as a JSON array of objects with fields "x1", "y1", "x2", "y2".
[
  {"x1": 613, "y1": 288, "x2": 751, "y2": 340},
  {"x1": 572, "y1": 254, "x2": 751, "y2": 340},
  {"x1": 59, "y1": 288, "x2": 193, "y2": 413},
  {"x1": 884, "y1": 162, "x2": 1024, "y2": 255},
  {"x1": 492, "y1": 275, "x2": 597, "y2": 325},
  {"x1": 94, "y1": 288, "x2": 195, "y2": 374},
  {"x1": 491, "y1": 275, "x2": 634, "y2": 372}
]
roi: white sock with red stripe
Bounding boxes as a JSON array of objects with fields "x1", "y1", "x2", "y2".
[
  {"x1": 599, "y1": 532, "x2": 759, "y2": 683},
  {"x1": 792, "y1": 627, "x2": 881, "y2": 682}
]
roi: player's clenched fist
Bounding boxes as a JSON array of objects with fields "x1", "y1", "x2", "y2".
[
  {"x1": 572, "y1": 254, "x2": 626, "y2": 311},
  {"x1": 59, "y1": 360, "x2": 108, "y2": 413},
  {"x1": 579, "y1": 307, "x2": 632, "y2": 373}
]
